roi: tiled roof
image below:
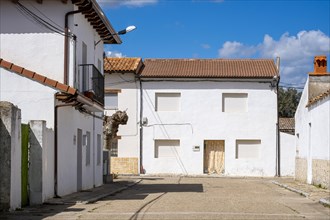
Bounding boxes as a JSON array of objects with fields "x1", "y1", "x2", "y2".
[
  {"x1": 72, "y1": 0, "x2": 121, "y2": 44},
  {"x1": 140, "y1": 59, "x2": 278, "y2": 78},
  {"x1": 104, "y1": 57, "x2": 143, "y2": 73},
  {"x1": 279, "y1": 118, "x2": 295, "y2": 131},
  {"x1": 306, "y1": 89, "x2": 330, "y2": 107},
  {"x1": 0, "y1": 58, "x2": 76, "y2": 95}
]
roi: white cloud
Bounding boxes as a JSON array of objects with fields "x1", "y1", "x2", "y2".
[
  {"x1": 218, "y1": 30, "x2": 330, "y2": 85},
  {"x1": 201, "y1": 43, "x2": 211, "y2": 49},
  {"x1": 105, "y1": 50, "x2": 125, "y2": 58},
  {"x1": 97, "y1": 0, "x2": 158, "y2": 8}
]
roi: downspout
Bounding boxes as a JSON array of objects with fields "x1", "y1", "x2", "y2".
[
  {"x1": 64, "y1": 7, "x2": 87, "y2": 85},
  {"x1": 54, "y1": 101, "x2": 77, "y2": 197},
  {"x1": 139, "y1": 78, "x2": 144, "y2": 174},
  {"x1": 276, "y1": 57, "x2": 281, "y2": 177}
]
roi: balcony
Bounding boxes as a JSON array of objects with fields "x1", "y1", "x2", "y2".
[{"x1": 78, "y1": 64, "x2": 104, "y2": 105}]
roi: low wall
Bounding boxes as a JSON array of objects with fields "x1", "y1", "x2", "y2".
[
  {"x1": 111, "y1": 157, "x2": 138, "y2": 175},
  {"x1": 312, "y1": 159, "x2": 330, "y2": 189},
  {"x1": 295, "y1": 157, "x2": 307, "y2": 183}
]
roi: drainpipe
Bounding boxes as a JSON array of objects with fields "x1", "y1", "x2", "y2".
[
  {"x1": 139, "y1": 79, "x2": 144, "y2": 174},
  {"x1": 64, "y1": 5, "x2": 90, "y2": 85},
  {"x1": 276, "y1": 57, "x2": 281, "y2": 177},
  {"x1": 54, "y1": 102, "x2": 77, "y2": 197}
]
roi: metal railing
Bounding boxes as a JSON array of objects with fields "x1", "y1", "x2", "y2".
[{"x1": 78, "y1": 64, "x2": 104, "y2": 105}]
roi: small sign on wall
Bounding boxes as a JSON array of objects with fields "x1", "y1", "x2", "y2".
[{"x1": 193, "y1": 145, "x2": 200, "y2": 152}]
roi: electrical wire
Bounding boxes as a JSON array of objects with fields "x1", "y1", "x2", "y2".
[{"x1": 15, "y1": 2, "x2": 71, "y2": 37}]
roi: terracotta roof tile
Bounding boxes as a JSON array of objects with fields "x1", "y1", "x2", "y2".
[
  {"x1": 140, "y1": 59, "x2": 278, "y2": 78},
  {"x1": 306, "y1": 89, "x2": 330, "y2": 107},
  {"x1": 104, "y1": 57, "x2": 142, "y2": 73},
  {"x1": 0, "y1": 58, "x2": 76, "y2": 95},
  {"x1": 279, "y1": 118, "x2": 295, "y2": 131}
]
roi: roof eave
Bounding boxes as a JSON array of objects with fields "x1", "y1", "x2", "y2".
[{"x1": 89, "y1": 0, "x2": 121, "y2": 44}]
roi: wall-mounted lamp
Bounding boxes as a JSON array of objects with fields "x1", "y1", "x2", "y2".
[{"x1": 94, "y1": 25, "x2": 136, "y2": 47}]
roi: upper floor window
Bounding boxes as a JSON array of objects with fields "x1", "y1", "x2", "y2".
[
  {"x1": 222, "y1": 93, "x2": 248, "y2": 113},
  {"x1": 155, "y1": 93, "x2": 181, "y2": 112},
  {"x1": 82, "y1": 41, "x2": 87, "y2": 64},
  {"x1": 105, "y1": 93, "x2": 118, "y2": 109}
]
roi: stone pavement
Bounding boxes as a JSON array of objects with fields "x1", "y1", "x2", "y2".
[{"x1": 271, "y1": 177, "x2": 330, "y2": 207}]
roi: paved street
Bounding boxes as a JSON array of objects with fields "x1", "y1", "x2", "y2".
[{"x1": 1, "y1": 177, "x2": 329, "y2": 220}]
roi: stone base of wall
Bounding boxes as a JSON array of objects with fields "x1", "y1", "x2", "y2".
[
  {"x1": 295, "y1": 157, "x2": 307, "y2": 183},
  {"x1": 312, "y1": 159, "x2": 330, "y2": 189},
  {"x1": 111, "y1": 157, "x2": 138, "y2": 175}
]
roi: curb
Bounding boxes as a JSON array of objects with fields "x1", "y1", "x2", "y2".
[
  {"x1": 86, "y1": 179, "x2": 142, "y2": 204},
  {"x1": 271, "y1": 181, "x2": 309, "y2": 197},
  {"x1": 44, "y1": 179, "x2": 142, "y2": 205},
  {"x1": 319, "y1": 198, "x2": 330, "y2": 207},
  {"x1": 272, "y1": 181, "x2": 330, "y2": 207}
]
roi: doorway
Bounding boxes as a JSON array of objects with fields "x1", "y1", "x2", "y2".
[
  {"x1": 204, "y1": 140, "x2": 225, "y2": 174},
  {"x1": 77, "y1": 129, "x2": 83, "y2": 191}
]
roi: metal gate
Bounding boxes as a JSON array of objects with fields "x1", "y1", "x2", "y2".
[{"x1": 21, "y1": 124, "x2": 29, "y2": 206}]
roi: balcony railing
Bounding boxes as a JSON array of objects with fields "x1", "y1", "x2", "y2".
[{"x1": 78, "y1": 64, "x2": 104, "y2": 105}]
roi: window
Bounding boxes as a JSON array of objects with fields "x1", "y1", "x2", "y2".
[
  {"x1": 97, "y1": 134, "x2": 101, "y2": 165},
  {"x1": 85, "y1": 131, "x2": 91, "y2": 165},
  {"x1": 222, "y1": 93, "x2": 248, "y2": 113},
  {"x1": 105, "y1": 93, "x2": 118, "y2": 109},
  {"x1": 154, "y1": 140, "x2": 180, "y2": 158},
  {"x1": 236, "y1": 140, "x2": 261, "y2": 159},
  {"x1": 155, "y1": 93, "x2": 181, "y2": 111},
  {"x1": 110, "y1": 139, "x2": 118, "y2": 157},
  {"x1": 98, "y1": 59, "x2": 102, "y2": 72}
]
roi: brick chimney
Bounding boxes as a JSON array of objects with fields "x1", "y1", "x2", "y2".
[{"x1": 313, "y1": 55, "x2": 327, "y2": 74}]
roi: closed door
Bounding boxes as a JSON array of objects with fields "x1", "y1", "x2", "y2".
[
  {"x1": 77, "y1": 129, "x2": 82, "y2": 191},
  {"x1": 204, "y1": 140, "x2": 225, "y2": 174}
]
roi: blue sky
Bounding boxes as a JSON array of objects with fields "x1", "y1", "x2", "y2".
[{"x1": 97, "y1": 0, "x2": 330, "y2": 87}]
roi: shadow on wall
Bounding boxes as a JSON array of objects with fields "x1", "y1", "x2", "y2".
[{"x1": 0, "y1": 118, "x2": 11, "y2": 212}]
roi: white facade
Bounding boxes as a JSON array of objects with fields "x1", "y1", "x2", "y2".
[
  {"x1": 279, "y1": 132, "x2": 295, "y2": 176},
  {"x1": 0, "y1": 0, "x2": 112, "y2": 200},
  {"x1": 295, "y1": 79, "x2": 330, "y2": 187},
  {"x1": 141, "y1": 80, "x2": 277, "y2": 176},
  {"x1": 104, "y1": 72, "x2": 140, "y2": 157}
]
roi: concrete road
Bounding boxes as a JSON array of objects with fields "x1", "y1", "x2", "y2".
[{"x1": 2, "y1": 177, "x2": 330, "y2": 219}]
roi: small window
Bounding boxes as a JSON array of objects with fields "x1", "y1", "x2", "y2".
[
  {"x1": 110, "y1": 139, "x2": 118, "y2": 157},
  {"x1": 85, "y1": 131, "x2": 91, "y2": 165},
  {"x1": 222, "y1": 93, "x2": 248, "y2": 113},
  {"x1": 105, "y1": 93, "x2": 118, "y2": 109},
  {"x1": 236, "y1": 140, "x2": 261, "y2": 159},
  {"x1": 154, "y1": 140, "x2": 180, "y2": 158},
  {"x1": 97, "y1": 134, "x2": 101, "y2": 165},
  {"x1": 98, "y1": 59, "x2": 102, "y2": 72},
  {"x1": 155, "y1": 93, "x2": 181, "y2": 111}
]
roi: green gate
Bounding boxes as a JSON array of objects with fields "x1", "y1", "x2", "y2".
[{"x1": 21, "y1": 124, "x2": 29, "y2": 207}]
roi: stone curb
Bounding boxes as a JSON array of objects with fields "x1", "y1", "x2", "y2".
[
  {"x1": 85, "y1": 179, "x2": 142, "y2": 204},
  {"x1": 44, "y1": 179, "x2": 142, "y2": 205},
  {"x1": 271, "y1": 181, "x2": 309, "y2": 197},
  {"x1": 272, "y1": 180, "x2": 330, "y2": 207}
]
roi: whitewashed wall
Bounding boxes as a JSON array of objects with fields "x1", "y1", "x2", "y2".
[
  {"x1": 141, "y1": 80, "x2": 277, "y2": 176},
  {"x1": 1, "y1": 0, "x2": 106, "y2": 198},
  {"x1": 280, "y1": 132, "x2": 295, "y2": 176},
  {"x1": 0, "y1": 0, "x2": 72, "y2": 82},
  {"x1": 57, "y1": 107, "x2": 103, "y2": 196},
  {"x1": 104, "y1": 73, "x2": 140, "y2": 157}
]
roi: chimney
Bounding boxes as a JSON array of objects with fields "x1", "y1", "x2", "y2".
[{"x1": 313, "y1": 55, "x2": 327, "y2": 74}]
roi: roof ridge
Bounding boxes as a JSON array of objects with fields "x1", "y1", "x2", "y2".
[{"x1": 0, "y1": 58, "x2": 76, "y2": 95}]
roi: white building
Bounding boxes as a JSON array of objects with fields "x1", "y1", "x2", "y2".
[
  {"x1": 0, "y1": 0, "x2": 121, "y2": 202},
  {"x1": 295, "y1": 56, "x2": 330, "y2": 189},
  {"x1": 103, "y1": 58, "x2": 143, "y2": 174},
  {"x1": 105, "y1": 58, "x2": 280, "y2": 177}
]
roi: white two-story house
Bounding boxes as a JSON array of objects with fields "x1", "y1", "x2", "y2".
[
  {"x1": 105, "y1": 58, "x2": 280, "y2": 177},
  {"x1": 0, "y1": 0, "x2": 121, "y2": 201},
  {"x1": 295, "y1": 56, "x2": 330, "y2": 189}
]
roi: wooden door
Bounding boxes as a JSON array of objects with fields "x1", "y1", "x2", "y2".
[{"x1": 204, "y1": 140, "x2": 225, "y2": 174}]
